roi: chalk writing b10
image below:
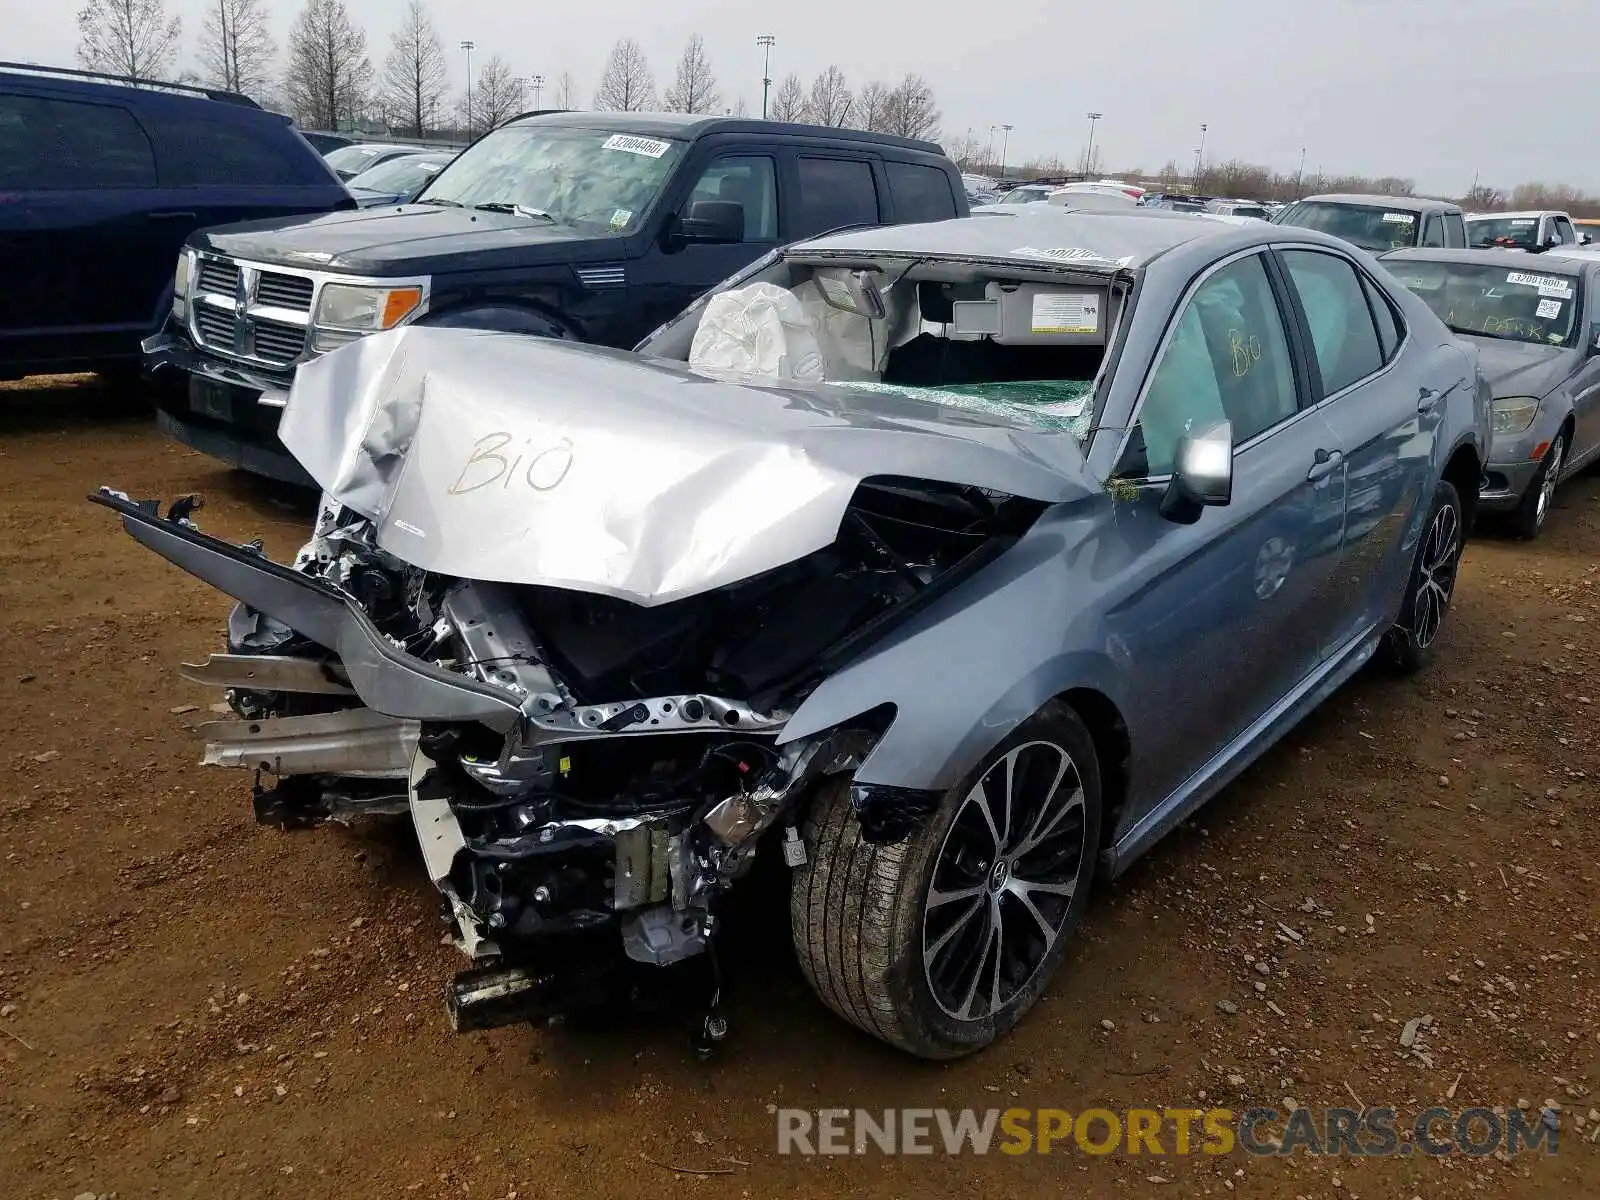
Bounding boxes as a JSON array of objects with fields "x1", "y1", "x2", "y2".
[{"x1": 447, "y1": 431, "x2": 576, "y2": 496}]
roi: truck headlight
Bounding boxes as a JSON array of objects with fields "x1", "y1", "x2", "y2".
[
  {"x1": 314, "y1": 283, "x2": 425, "y2": 332},
  {"x1": 1491, "y1": 396, "x2": 1540, "y2": 436},
  {"x1": 172, "y1": 252, "x2": 192, "y2": 317}
]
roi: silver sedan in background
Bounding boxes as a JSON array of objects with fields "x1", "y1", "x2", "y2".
[{"x1": 1383, "y1": 248, "x2": 1600, "y2": 537}]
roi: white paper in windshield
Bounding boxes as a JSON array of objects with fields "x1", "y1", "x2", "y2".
[
  {"x1": 1381, "y1": 212, "x2": 1416, "y2": 224},
  {"x1": 1507, "y1": 271, "x2": 1573, "y2": 299},
  {"x1": 1536, "y1": 298, "x2": 1563, "y2": 320},
  {"x1": 1031, "y1": 293, "x2": 1100, "y2": 334},
  {"x1": 602, "y1": 134, "x2": 672, "y2": 158}
]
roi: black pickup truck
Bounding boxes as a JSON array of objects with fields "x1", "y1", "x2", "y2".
[{"x1": 145, "y1": 110, "x2": 968, "y2": 483}]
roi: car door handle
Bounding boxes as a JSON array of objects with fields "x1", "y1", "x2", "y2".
[
  {"x1": 148, "y1": 210, "x2": 197, "y2": 221},
  {"x1": 1417, "y1": 386, "x2": 1442, "y2": 413},
  {"x1": 1306, "y1": 448, "x2": 1344, "y2": 481}
]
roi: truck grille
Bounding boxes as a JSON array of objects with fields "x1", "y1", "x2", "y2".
[
  {"x1": 256, "y1": 273, "x2": 314, "y2": 311},
  {"x1": 189, "y1": 254, "x2": 316, "y2": 367}
]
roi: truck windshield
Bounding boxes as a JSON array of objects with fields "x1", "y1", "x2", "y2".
[
  {"x1": 1275, "y1": 201, "x2": 1420, "y2": 252},
  {"x1": 414, "y1": 125, "x2": 686, "y2": 236},
  {"x1": 1466, "y1": 215, "x2": 1542, "y2": 250}
]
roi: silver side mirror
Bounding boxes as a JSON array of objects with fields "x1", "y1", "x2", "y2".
[{"x1": 1161, "y1": 420, "x2": 1234, "y2": 524}]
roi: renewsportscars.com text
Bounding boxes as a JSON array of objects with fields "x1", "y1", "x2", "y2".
[{"x1": 776, "y1": 1106, "x2": 1560, "y2": 1157}]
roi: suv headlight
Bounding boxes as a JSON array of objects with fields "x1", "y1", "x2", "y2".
[
  {"x1": 172, "y1": 252, "x2": 192, "y2": 317},
  {"x1": 314, "y1": 283, "x2": 425, "y2": 333},
  {"x1": 1491, "y1": 396, "x2": 1540, "y2": 436}
]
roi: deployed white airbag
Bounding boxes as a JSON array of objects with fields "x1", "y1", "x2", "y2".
[{"x1": 688, "y1": 282, "x2": 825, "y2": 382}]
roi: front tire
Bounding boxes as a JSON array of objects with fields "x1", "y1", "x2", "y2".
[
  {"x1": 1511, "y1": 432, "x2": 1566, "y2": 540},
  {"x1": 1383, "y1": 479, "x2": 1463, "y2": 674},
  {"x1": 790, "y1": 704, "x2": 1102, "y2": 1058}
]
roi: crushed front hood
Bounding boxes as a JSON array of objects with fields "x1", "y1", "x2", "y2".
[{"x1": 278, "y1": 327, "x2": 1095, "y2": 606}]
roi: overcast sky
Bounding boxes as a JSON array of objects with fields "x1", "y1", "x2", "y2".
[{"x1": 8, "y1": 0, "x2": 1597, "y2": 194}]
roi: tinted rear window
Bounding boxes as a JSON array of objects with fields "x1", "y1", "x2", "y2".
[
  {"x1": 796, "y1": 157, "x2": 879, "y2": 234},
  {"x1": 145, "y1": 112, "x2": 300, "y2": 186},
  {"x1": 0, "y1": 93, "x2": 155, "y2": 188},
  {"x1": 886, "y1": 161, "x2": 958, "y2": 222}
]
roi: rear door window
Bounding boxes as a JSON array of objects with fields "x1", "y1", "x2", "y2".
[
  {"x1": 1554, "y1": 216, "x2": 1577, "y2": 245},
  {"x1": 885, "y1": 161, "x2": 958, "y2": 222},
  {"x1": 0, "y1": 93, "x2": 155, "y2": 188},
  {"x1": 144, "y1": 113, "x2": 298, "y2": 186},
  {"x1": 795, "y1": 157, "x2": 879, "y2": 235},
  {"x1": 1442, "y1": 212, "x2": 1466, "y2": 247},
  {"x1": 1420, "y1": 214, "x2": 1445, "y2": 247},
  {"x1": 1280, "y1": 249, "x2": 1385, "y2": 395}
]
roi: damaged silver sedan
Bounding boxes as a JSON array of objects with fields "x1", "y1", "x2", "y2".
[{"x1": 98, "y1": 211, "x2": 1489, "y2": 1058}]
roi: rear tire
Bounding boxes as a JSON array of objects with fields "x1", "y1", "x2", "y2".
[
  {"x1": 1383, "y1": 479, "x2": 1463, "y2": 674},
  {"x1": 790, "y1": 704, "x2": 1102, "y2": 1058}
]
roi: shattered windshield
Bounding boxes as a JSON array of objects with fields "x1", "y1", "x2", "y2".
[
  {"x1": 1390, "y1": 260, "x2": 1581, "y2": 347},
  {"x1": 1276, "y1": 201, "x2": 1420, "y2": 252},
  {"x1": 413, "y1": 125, "x2": 685, "y2": 235},
  {"x1": 1466, "y1": 215, "x2": 1542, "y2": 250}
]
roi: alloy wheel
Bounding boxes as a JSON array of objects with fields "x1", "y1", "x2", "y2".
[
  {"x1": 1412, "y1": 502, "x2": 1461, "y2": 650},
  {"x1": 1535, "y1": 440, "x2": 1564, "y2": 529},
  {"x1": 922, "y1": 740, "x2": 1087, "y2": 1022}
]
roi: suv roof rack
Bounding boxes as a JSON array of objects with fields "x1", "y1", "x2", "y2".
[{"x1": 0, "y1": 61, "x2": 260, "y2": 107}]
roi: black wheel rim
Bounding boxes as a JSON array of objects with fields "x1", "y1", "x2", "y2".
[
  {"x1": 921, "y1": 740, "x2": 1087, "y2": 1022},
  {"x1": 1413, "y1": 502, "x2": 1460, "y2": 650}
]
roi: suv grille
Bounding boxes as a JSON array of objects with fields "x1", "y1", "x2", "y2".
[
  {"x1": 256, "y1": 273, "x2": 314, "y2": 311},
  {"x1": 189, "y1": 254, "x2": 315, "y2": 367}
]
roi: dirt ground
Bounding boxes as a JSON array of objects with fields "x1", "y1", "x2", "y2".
[{"x1": 1, "y1": 375, "x2": 1596, "y2": 1200}]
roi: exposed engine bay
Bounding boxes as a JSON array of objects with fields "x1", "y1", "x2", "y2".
[{"x1": 92, "y1": 468, "x2": 1045, "y2": 1044}]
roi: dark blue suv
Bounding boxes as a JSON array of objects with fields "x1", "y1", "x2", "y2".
[{"x1": 0, "y1": 63, "x2": 352, "y2": 382}]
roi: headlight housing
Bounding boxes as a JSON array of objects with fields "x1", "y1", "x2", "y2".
[
  {"x1": 313, "y1": 283, "x2": 425, "y2": 333},
  {"x1": 171, "y1": 252, "x2": 192, "y2": 317},
  {"x1": 1491, "y1": 396, "x2": 1540, "y2": 436}
]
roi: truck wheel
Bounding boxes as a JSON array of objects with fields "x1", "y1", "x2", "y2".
[{"x1": 790, "y1": 704, "x2": 1102, "y2": 1058}]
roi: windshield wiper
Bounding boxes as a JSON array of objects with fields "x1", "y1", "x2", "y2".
[
  {"x1": 413, "y1": 197, "x2": 463, "y2": 207},
  {"x1": 472, "y1": 202, "x2": 555, "y2": 222}
]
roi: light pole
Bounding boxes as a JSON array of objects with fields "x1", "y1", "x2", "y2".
[
  {"x1": 985, "y1": 125, "x2": 997, "y2": 173},
  {"x1": 1295, "y1": 146, "x2": 1306, "y2": 199},
  {"x1": 1083, "y1": 112, "x2": 1102, "y2": 179},
  {"x1": 999, "y1": 123, "x2": 1013, "y2": 178},
  {"x1": 1194, "y1": 122, "x2": 1208, "y2": 185},
  {"x1": 756, "y1": 35, "x2": 775, "y2": 118},
  {"x1": 529, "y1": 73, "x2": 545, "y2": 110},
  {"x1": 460, "y1": 40, "x2": 475, "y2": 136}
]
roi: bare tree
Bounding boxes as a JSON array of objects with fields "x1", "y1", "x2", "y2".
[
  {"x1": 663, "y1": 34, "x2": 719, "y2": 114},
  {"x1": 464, "y1": 56, "x2": 522, "y2": 132},
  {"x1": 769, "y1": 72, "x2": 806, "y2": 122},
  {"x1": 878, "y1": 73, "x2": 939, "y2": 140},
  {"x1": 285, "y1": 0, "x2": 371, "y2": 132},
  {"x1": 554, "y1": 70, "x2": 578, "y2": 110},
  {"x1": 805, "y1": 66, "x2": 852, "y2": 127},
  {"x1": 593, "y1": 38, "x2": 656, "y2": 112},
  {"x1": 729, "y1": 95, "x2": 749, "y2": 118},
  {"x1": 379, "y1": 0, "x2": 448, "y2": 136},
  {"x1": 1462, "y1": 182, "x2": 1504, "y2": 211},
  {"x1": 77, "y1": 0, "x2": 183, "y2": 80},
  {"x1": 197, "y1": 0, "x2": 275, "y2": 95},
  {"x1": 851, "y1": 80, "x2": 890, "y2": 132}
]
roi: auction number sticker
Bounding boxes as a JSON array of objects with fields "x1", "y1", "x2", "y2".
[
  {"x1": 602, "y1": 134, "x2": 672, "y2": 158},
  {"x1": 1536, "y1": 298, "x2": 1563, "y2": 320},
  {"x1": 1507, "y1": 271, "x2": 1573, "y2": 299},
  {"x1": 1031, "y1": 292, "x2": 1100, "y2": 335},
  {"x1": 1381, "y1": 213, "x2": 1416, "y2": 224}
]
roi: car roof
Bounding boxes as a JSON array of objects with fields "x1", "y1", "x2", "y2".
[
  {"x1": 1302, "y1": 193, "x2": 1462, "y2": 214},
  {"x1": 502, "y1": 109, "x2": 945, "y2": 155},
  {"x1": 790, "y1": 208, "x2": 1240, "y2": 267},
  {"x1": 1383, "y1": 247, "x2": 1590, "y2": 275},
  {"x1": 1466, "y1": 209, "x2": 1563, "y2": 220},
  {"x1": 0, "y1": 60, "x2": 259, "y2": 109}
]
